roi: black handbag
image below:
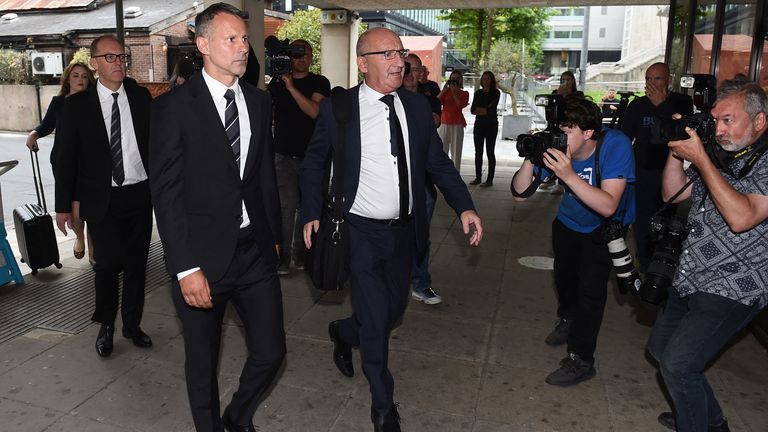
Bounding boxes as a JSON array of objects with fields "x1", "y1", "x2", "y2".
[{"x1": 306, "y1": 87, "x2": 352, "y2": 291}]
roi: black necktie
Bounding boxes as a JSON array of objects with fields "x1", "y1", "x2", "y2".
[
  {"x1": 109, "y1": 92, "x2": 124, "y2": 186},
  {"x1": 224, "y1": 89, "x2": 241, "y2": 168},
  {"x1": 380, "y1": 94, "x2": 409, "y2": 221}
]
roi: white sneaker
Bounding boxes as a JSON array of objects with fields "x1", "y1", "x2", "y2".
[{"x1": 411, "y1": 287, "x2": 442, "y2": 305}]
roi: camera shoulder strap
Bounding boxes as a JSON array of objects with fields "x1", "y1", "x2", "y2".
[{"x1": 511, "y1": 165, "x2": 544, "y2": 198}]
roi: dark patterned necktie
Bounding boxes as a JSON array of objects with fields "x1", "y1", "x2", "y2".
[
  {"x1": 379, "y1": 94, "x2": 409, "y2": 221},
  {"x1": 109, "y1": 92, "x2": 124, "y2": 186},
  {"x1": 224, "y1": 89, "x2": 241, "y2": 167}
]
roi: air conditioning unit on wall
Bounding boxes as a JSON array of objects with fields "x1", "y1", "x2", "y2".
[{"x1": 30, "y1": 52, "x2": 63, "y2": 76}]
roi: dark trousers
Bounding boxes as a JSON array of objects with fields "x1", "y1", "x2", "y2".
[
  {"x1": 172, "y1": 227, "x2": 286, "y2": 432},
  {"x1": 88, "y1": 181, "x2": 152, "y2": 330},
  {"x1": 473, "y1": 122, "x2": 498, "y2": 182},
  {"x1": 275, "y1": 154, "x2": 305, "y2": 266},
  {"x1": 634, "y1": 168, "x2": 675, "y2": 273},
  {"x1": 647, "y1": 292, "x2": 762, "y2": 432},
  {"x1": 551, "y1": 219, "x2": 612, "y2": 362},
  {"x1": 336, "y1": 214, "x2": 414, "y2": 415}
]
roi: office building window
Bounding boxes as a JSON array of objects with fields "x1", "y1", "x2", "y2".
[{"x1": 599, "y1": 28, "x2": 606, "y2": 38}]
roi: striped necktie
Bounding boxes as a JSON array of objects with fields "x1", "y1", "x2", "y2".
[
  {"x1": 109, "y1": 92, "x2": 124, "y2": 186},
  {"x1": 224, "y1": 89, "x2": 241, "y2": 168}
]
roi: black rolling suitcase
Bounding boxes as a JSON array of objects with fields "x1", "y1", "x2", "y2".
[{"x1": 13, "y1": 150, "x2": 61, "y2": 275}]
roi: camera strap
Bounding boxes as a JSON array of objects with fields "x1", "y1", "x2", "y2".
[{"x1": 511, "y1": 164, "x2": 544, "y2": 198}]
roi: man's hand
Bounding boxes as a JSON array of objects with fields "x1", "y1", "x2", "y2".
[
  {"x1": 303, "y1": 220, "x2": 320, "y2": 249},
  {"x1": 55, "y1": 212, "x2": 73, "y2": 236},
  {"x1": 179, "y1": 270, "x2": 213, "y2": 309},
  {"x1": 542, "y1": 146, "x2": 576, "y2": 183},
  {"x1": 646, "y1": 81, "x2": 669, "y2": 106},
  {"x1": 25, "y1": 133, "x2": 39, "y2": 152},
  {"x1": 668, "y1": 127, "x2": 709, "y2": 167},
  {"x1": 281, "y1": 73, "x2": 295, "y2": 90},
  {"x1": 460, "y1": 210, "x2": 483, "y2": 246}
]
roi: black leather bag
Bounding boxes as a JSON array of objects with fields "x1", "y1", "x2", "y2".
[{"x1": 306, "y1": 87, "x2": 352, "y2": 291}]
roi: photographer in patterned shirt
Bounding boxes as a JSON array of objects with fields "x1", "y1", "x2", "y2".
[{"x1": 647, "y1": 76, "x2": 768, "y2": 432}]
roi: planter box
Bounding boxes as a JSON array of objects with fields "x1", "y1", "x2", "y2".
[{"x1": 501, "y1": 115, "x2": 532, "y2": 140}]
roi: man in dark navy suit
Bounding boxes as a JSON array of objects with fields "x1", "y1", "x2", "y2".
[
  {"x1": 55, "y1": 34, "x2": 153, "y2": 358},
  {"x1": 301, "y1": 27, "x2": 483, "y2": 432},
  {"x1": 149, "y1": 4, "x2": 284, "y2": 432}
]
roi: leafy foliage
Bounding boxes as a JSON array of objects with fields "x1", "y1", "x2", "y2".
[
  {"x1": 276, "y1": 9, "x2": 323, "y2": 75},
  {"x1": 440, "y1": 8, "x2": 553, "y2": 69},
  {"x1": 0, "y1": 49, "x2": 29, "y2": 84}
]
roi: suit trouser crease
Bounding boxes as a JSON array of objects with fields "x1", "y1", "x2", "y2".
[
  {"x1": 173, "y1": 229, "x2": 286, "y2": 432},
  {"x1": 275, "y1": 154, "x2": 305, "y2": 266},
  {"x1": 647, "y1": 291, "x2": 762, "y2": 432},
  {"x1": 551, "y1": 219, "x2": 612, "y2": 362},
  {"x1": 473, "y1": 123, "x2": 498, "y2": 182},
  {"x1": 88, "y1": 181, "x2": 152, "y2": 329},
  {"x1": 337, "y1": 215, "x2": 414, "y2": 414}
]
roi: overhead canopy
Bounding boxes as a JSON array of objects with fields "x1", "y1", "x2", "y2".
[{"x1": 302, "y1": 0, "x2": 670, "y2": 10}]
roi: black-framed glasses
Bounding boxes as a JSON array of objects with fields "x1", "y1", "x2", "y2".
[
  {"x1": 92, "y1": 53, "x2": 130, "y2": 63},
  {"x1": 360, "y1": 49, "x2": 409, "y2": 60}
]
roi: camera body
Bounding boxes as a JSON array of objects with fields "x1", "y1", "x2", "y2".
[
  {"x1": 264, "y1": 36, "x2": 306, "y2": 77},
  {"x1": 651, "y1": 112, "x2": 716, "y2": 145},
  {"x1": 516, "y1": 94, "x2": 567, "y2": 162},
  {"x1": 516, "y1": 131, "x2": 567, "y2": 163},
  {"x1": 638, "y1": 215, "x2": 689, "y2": 305}
]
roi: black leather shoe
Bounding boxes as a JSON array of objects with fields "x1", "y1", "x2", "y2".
[
  {"x1": 371, "y1": 405, "x2": 401, "y2": 432},
  {"x1": 222, "y1": 410, "x2": 256, "y2": 432},
  {"x1": 328, "y1": 320, "x2": 354, "y2": 378},
  {"x1": 658, "y1": 411, "x2": 731, "y2": 432},
  {"x1": 95, "y1": 324, "x2": 114, "y2": 357},
  {"x1": 122, "y1": 327, "x2": 153, "y2": 348}
]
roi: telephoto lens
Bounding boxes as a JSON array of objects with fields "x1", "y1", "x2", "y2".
[
  {"x1": 639, "y1": 216, "x2": 689, "y2": 305},
  {"x1": 593, "y1": 220, "x2": 641, "y2": 294}
]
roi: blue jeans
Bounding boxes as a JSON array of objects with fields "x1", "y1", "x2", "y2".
[
  {"x1": 647, "y1": 291, "x2": 762, "y2": 432},
  {"x1": 412, "y1": 187, "x2": 437, "y2": 293}
]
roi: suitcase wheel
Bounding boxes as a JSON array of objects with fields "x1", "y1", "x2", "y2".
[
  {"x1": 20, "y1": 258, "x2": 25, "y2": 263},
  {"x1": 55, "y1": 262, "x2": 62, "y2": 269}
]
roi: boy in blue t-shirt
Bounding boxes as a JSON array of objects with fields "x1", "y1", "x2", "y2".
[{"x1": 512, "y1": 97, "x2": 636, "y2": 386}]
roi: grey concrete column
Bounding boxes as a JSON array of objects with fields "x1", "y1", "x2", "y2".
[
  {"x1": 241, "y1": 0, "x2": 266, "y2": 89},
  {"x1": 321, "y1": 16, "x2": 360, "y2": 88}
]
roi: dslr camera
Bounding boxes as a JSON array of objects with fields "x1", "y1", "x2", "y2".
[
  {"x1": 516, "y1": 94, "x2": 567, "y2": 163},
  {"x1": 264, "y1": 36, "x2": 306, "y2": 77},
  {"x1": 592, "y1": 219, "x2": 641, "y2": 295},
  {"x1": 650, "y1": 74, "x2": 717, "y2": 148},
  {"x1": 637, "y1": 215, "x2": 689, "y2": 305}
]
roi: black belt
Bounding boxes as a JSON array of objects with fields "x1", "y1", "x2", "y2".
[{"x1": 354, "y1": 213, "x2": 412, "y2": 226}]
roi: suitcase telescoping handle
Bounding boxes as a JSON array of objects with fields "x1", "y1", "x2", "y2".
[{"x1": 29, "y1": 149, "x2": 47, "y2": 213}]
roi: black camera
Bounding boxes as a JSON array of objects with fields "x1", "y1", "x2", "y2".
[
  {"x1": 264, "y1": 36, "x2": 305, "y2": 76},
  {"x1": 638, "y1": 215, "x2": 689, "y2": 305},
  {"x1": 651, "y1": 112, "x2": 716, "y2": 145},
  {"x1": 516, "y1": 94, "x2": 567, "y2": 162},
  {"x1": 592, "y1": 219, "x2": 642, "y2": 295},
  {"x1": 516, "y1": 131, "x2": 567, "y2": 163}
]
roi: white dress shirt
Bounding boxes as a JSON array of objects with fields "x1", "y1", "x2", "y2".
[
  {"x1": 177, "y1": 69, "x2": 253, "y2": 281},
  {"x1": 96, "y1": 81, "x2": 147, "y2": 186},
  {"x1": 350, "y1": 82, "x2": 412, "y2": 220}
]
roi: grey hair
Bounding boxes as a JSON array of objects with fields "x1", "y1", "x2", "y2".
[{"x1": 716, "y1": 75, "x2": 768, "y2": 120}]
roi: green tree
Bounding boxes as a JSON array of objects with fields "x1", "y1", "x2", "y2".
[
  {"x1": 484, "y1": 39, "x2": 543, "y2": 115},
  {"x1": 276, "y1": 9, "x2": 323, "y2": 75},
  {"x1": 0, "y1": 50, "x2": 29, "y2": 84},
  {"x1": 440, "y1": 8, "x2": 553, "y2": 68}
]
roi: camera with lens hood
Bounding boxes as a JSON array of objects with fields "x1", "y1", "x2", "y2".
[
  {"x1": 516, "y1": 94, "x2": 567, "y2": 163},
  {"x1": 592, "y1": 219, "x2": 642, "y2": 295}
]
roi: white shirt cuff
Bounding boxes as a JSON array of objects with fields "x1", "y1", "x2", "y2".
[{"x1": 177, "y1": 267, "x2": 200, "y2": 280}]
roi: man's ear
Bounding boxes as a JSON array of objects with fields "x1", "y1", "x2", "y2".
[
  {"x1": 583, "y1": 129, "x2": 595, "y2": 141},
  {"x1": 196, "y1": 36, "x2": 209, "y2": 56},
  {"x1": 753, "y1": 112, "x2": 767, "y2": 134},
  {"x1": 356, "y1": 56, "x2": 368, "y2": 74}
]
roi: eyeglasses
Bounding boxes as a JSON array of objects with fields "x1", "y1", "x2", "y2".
[
  {"x1": 360, "y1": 49, "x2": 409, "y2": 60},
  {"x1": 92, "y1": 53, "x2": 130, "y2": 64}
]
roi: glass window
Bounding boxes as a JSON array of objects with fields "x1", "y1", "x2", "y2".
[
  {"x1": 669, "y1": 1, "x2": 692, "y2": 89},
  {"x1": 716, "y1": 1, "x2": 756, "y2": 82},
  {"x1": 601, "y1": 6, "x2": 608, "y2": 15},
  {"x1": 690, "y1": 0, "x2": 717, "y2": 75},
  {"x1": 572, "y1": 31, "x2": 583, "y2": 38},
  {"x1": 554, "y1": 31, "x2": 570, "y2": 39},
  {"x1": 574, "y1": 8, "x2": 585, "y2": 16},
  {"x1": 599, "y1": 28, "x2": 606, "y2": 38}
]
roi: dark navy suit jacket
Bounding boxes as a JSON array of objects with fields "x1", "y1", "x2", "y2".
[{"x1": 301, "y1": 85, "x2": 474, "y2": 253}]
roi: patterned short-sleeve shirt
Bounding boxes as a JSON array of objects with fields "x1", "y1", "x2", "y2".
[{"x1": 673, "y1": 133, "x2": 768, "y2": 308}]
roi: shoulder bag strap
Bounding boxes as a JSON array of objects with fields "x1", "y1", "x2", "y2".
[{"x1": 330, "y1": 86, "x2": 351, "y2": 221}]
